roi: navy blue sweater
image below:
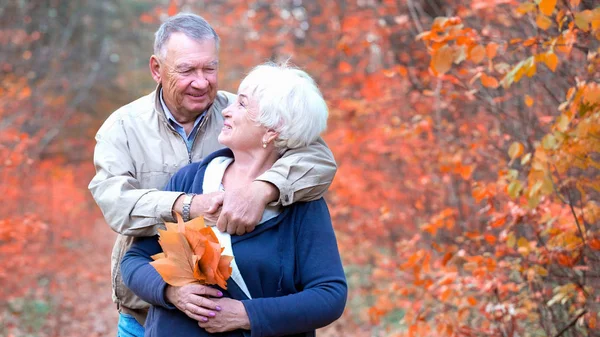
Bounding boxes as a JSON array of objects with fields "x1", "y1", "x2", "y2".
[{"x1": 121, "y1": 149, "x2": 347, "y2": 337}]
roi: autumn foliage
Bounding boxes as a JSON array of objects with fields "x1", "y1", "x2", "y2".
[
  {"x1": 151, "y1": 215, "x2": 232, "y2": 289},
  {"x1": 1, "y1": 0, "x2": 599, "y2": 336}
]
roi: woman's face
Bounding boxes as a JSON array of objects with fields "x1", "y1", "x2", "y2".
[{"x1": 218, "y1": 87, "x2": 267, "y2": 151}]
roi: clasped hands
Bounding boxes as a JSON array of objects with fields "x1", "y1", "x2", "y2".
[{"x1": 165, "y1": 284, "x2": 250, "y2": 332}]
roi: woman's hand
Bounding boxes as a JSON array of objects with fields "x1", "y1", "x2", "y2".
[
  {"x1": 197, "y1": 297, "x2": 250, "y2": 333},
  {"x1": 165, "y1": 284, "x2": 223, "y2": 322}
]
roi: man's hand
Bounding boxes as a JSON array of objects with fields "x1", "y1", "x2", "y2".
[
  {"x1": 172, "y1": 192, "x2": 224, "y2": 222},
  {"x1": 197, "y1": 297, "x2": 250, "y2": 333},
  {"x1": 165, "y1": 284, "x2": 223, "y2": 322},
  {"x1": 216, "y1": 181, "x2": 278, "y2": 235},
  {"x1": 190, "y1": 192, "x2": 224, "y2": 222}
]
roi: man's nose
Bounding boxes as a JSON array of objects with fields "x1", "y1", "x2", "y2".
[{"x1": 191, "y1": 73, "x2": 209, "y2": 89}]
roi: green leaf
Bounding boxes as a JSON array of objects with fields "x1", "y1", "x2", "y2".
[
  {"x1": 508, "y1": 180, "x2": 523, "y2": 198},
  {"x1": 542, "y1": 134, "x2": 557, "y2": 150}
]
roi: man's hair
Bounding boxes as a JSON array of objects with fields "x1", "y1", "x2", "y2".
[
  {"x1": 154, "y1": 13, "x2": 220, "y2": 58},
  {"x1": 239, "y1": 62, "x2": 328, "y2": 154}
]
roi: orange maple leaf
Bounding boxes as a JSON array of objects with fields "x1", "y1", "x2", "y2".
[{"x1": 151, "y1": 214, "x2": 233, "y2": 288}]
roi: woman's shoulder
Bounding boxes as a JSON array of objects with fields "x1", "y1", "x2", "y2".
[{"x1": 286, "y1": 198, "x2": 331, "y2": 229}]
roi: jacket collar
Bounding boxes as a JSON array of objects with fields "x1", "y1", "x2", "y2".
[{"x1": 152, "y1": 83, "x2": 216, "y2": 133}]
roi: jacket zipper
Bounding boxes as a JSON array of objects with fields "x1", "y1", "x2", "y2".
[{"x1": 169, "y1": 117, "x2": 205, "y2": 164}]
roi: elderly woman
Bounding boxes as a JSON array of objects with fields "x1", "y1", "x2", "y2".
[{"x1": 121, "y1": 63, "x2": 347, "y2": 337}]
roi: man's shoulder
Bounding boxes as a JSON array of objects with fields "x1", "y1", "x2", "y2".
[
  {"x1": 96, "y1": 91, "x2": 157, "y2": 136},
  {"x1": 212, "y1": 90, "x2": 236, "y2": 110}
]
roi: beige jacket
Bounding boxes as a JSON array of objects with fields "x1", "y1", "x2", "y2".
[{"x1": 88, "y1": 86, "x2": 336, "y2": 323}]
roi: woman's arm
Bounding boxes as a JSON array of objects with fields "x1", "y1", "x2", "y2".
[
  {"x1": 121, "y1": 236, "x2": 224, "y2": 320},
  {"x1": 241, "y1": 199, "x2": 347, "y2": 337},
  {"x1": 120, "y1": 236, "x2": 176, "y2": 308}
]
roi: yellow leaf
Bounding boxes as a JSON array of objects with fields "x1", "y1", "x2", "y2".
[
  {"x1": 542, "y1": 134, "x2": 558, "y2": 149},
  {"x1": 544, "y1": 52, "x2": 559, "y2": 72},
  {"x1": 521, "y1": 153, "x2": 532, "y2": 165},
  {"x1": 536, "y1": 14, "x2": 553, "y2": 30},
  {"x1": 517, "y1": 236, "x2": 530, "y2": 255},
  {"x1": 480, "y1": 73, "x2": 499, "y2": 88},
  {"x1": 508, "y1": 141, "x2": 525, "y2": 159},
  {"x1": 574, "y1": 10, "x2": 592, "y2": 32},
  {"x1": 508, "y1": 180, "x2": 523, "y2": 198},
  {"x1": 555, "y1": 114, "x2": 570, "y2": 131},
  {"x1": 517, "y1": 237, "x2": 528, "y2": 248},
  {"x1": 539, "y1": 0, "x2": 557, "y2": 16},
  {"x1": 469, "y1": 44, "x2": 485, "y2": 64},
  {"x1": 517, "y1": 2, "x2": 536, "y2": 14},
  {"x1": 431, "y1": 45, "x2": 454, "y2": 75},
  {"x1": 526, "y1": 62, "x2": 537, "y2": 77},
  {"x1": 507, "y1": 232, "x2": 516, "y2": 248},
  {"x1": 534, "y1": 265, "x2": 549, "y2": 277},
  {"x1": 486, "y1": 42, "x2": 498, "y2": 60},
  {"x1": 525, "y1": 95, "x2": 534, "y2": 107}
]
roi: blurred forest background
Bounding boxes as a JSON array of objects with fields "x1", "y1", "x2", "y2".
[{"x1": 1, "y1": 0, "x2": 599, "y2": 336}]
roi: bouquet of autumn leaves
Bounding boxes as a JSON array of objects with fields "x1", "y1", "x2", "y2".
[{"x1": 150, "y1": 214, "x2": 233, "y2": 289}]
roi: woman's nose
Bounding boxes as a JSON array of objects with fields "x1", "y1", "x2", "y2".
[{"x1": 222, "y1": 104, "x2": 233, "y2": 117}]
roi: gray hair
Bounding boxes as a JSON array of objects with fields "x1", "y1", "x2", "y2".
[
  {"x1": 154, "y1": 13, "x2": 220, "y2": 58},
  {"x1": 240, "y1": 62, "x2": 328, "y2": 153}
]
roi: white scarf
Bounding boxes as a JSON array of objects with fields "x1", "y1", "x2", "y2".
[{"x1": 202, "y1": 156, "x2": 280, "y2": 299}]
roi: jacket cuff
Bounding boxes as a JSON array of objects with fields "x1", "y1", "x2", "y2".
[
  {"x1": 241, "y1": 300, "x2": 262, "y2": 337},
  {"x1": 158, "y1": 191, "x2": 185, "y2": 222},
  {"x1": 255, "y1": 172, "x2": 294, "y2": 207},
  {"x1": 157, "y1": 282, "x2": 177, "y2": 310}
]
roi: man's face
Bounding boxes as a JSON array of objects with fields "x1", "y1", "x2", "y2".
[{"x1": 155, "y1": 33, "x2": 219, "y2": 119}]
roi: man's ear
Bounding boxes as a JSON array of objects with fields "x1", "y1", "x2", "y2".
[
  {"x1": 264, "y1": 129, "x2": 279, "y2": 145},
  {"x1": 149, "y1": 55, "x2": 162, "y2": 84}
]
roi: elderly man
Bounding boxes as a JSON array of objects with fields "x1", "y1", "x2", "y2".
[{"x1": 88, "y1": 13, "x2": 336, "y2": 337}]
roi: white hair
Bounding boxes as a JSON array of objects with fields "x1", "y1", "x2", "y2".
[
  {"x1": 154, "y1": 13, "x2": 219, "y2": 58},
  {"x1": 239, "y1": 63, "x2": 328, "y2": 153}
]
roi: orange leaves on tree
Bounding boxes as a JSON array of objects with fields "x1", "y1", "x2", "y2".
[
  {"x1": 536, "y1": 15, "x2": 553, "y2": 30},
  {"x1": 543, "y1": 52, "x2": 559, "y2": 72},
  {"x1": 525, "y1": 95, "x2": 534, "y2": 107},
  {"x1": 469, "y1": 44, "x2": 485, "y2": 64},
  {"x1": 539, "y1": 0, "x2": 557, "y2": 16},
  {"x1": 480, "y1": 73, "x2": 499, "y2": 88},
  {"x1": 508, "y1": 142, "x2": 525, "y2": 160},
  {"x1": 338, "y1": 61, "x2": 352, "y2": 74},
  {"x1": 139, "y1": 13, "x2": 155, "y2": 24},
  {"x1": 151, "y1": 214, "x2": 232, "y2": 289},
  {"x1": 589, "y1": 238, "x2": 600, "y2": 251},
  {"x1": 431, "y1": 45, "x2": 455, "y2": 75},
  {"x1": 516, "y1": 2, "x2": 536, "y2": 15},
  {"x1": 486, "y1": 43, "x2": 498, "y2": 60},
  {"x1": 167, "y1": 0, "x2": 178, "y2": 17}
]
